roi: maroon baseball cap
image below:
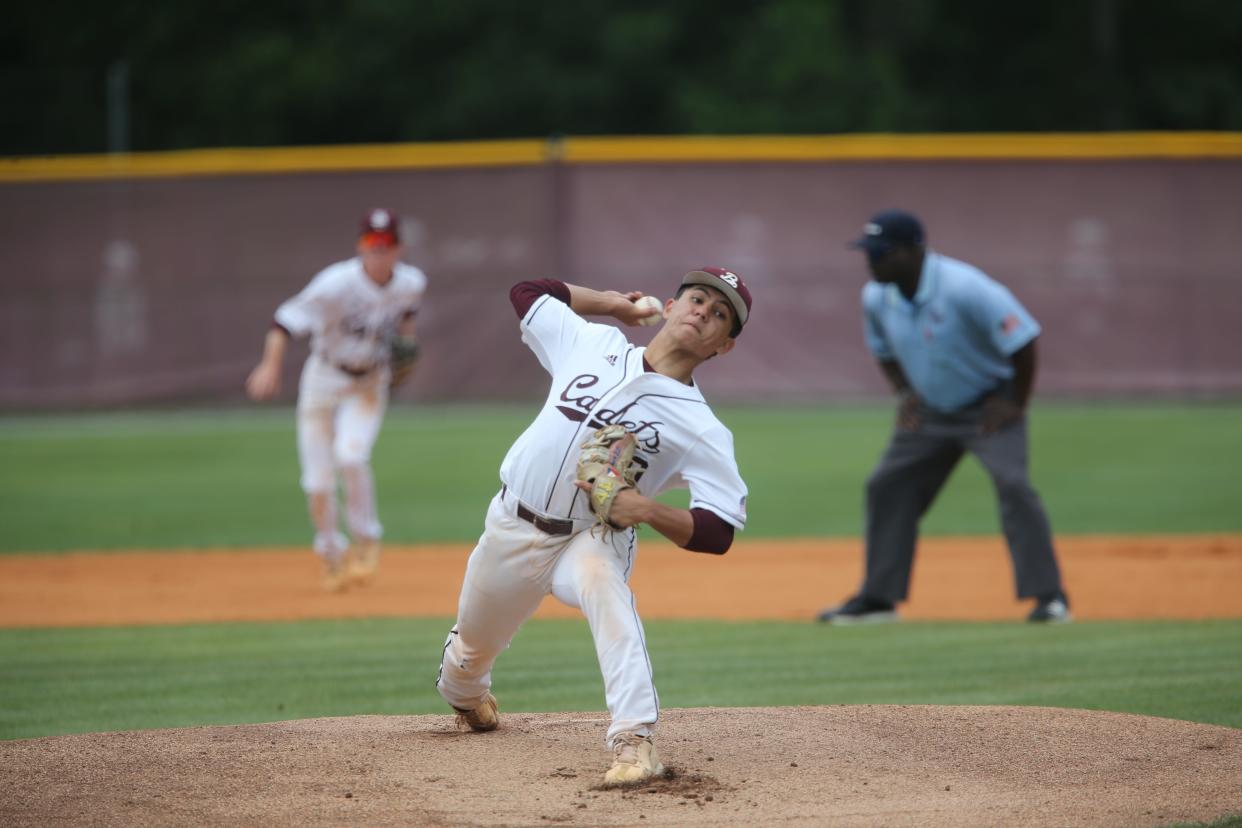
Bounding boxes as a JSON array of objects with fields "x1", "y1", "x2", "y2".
[
  {"x1": 680, "y1": 267, "x2": 752, "y2": 337},
  {"x1": 359, "y1": 208, "x2": 400, "y2": 248}
]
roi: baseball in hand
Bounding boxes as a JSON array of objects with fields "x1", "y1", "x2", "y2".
[{"x1": 635, "y1": 295, "x2": 663, "y2": 326}]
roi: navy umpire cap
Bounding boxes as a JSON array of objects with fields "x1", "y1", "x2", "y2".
[{"x1": 850, "y1": 209, "x2": 925, "y2": 253}]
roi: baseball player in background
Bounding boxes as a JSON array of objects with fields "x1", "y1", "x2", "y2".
[
  {"x1": 245, "y1": 208, "x2": 427, "y2": 591},
  {"x1": 437, "y1": 268, "x2": 752, "y2": 784},
  {"x1": 817, "y1": 209, "x2": 1070, "y2": 624}
]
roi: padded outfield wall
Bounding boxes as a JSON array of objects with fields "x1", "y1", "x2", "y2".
[{"x1": 1, "y1": 133, "x2": 1240, "y2": 407}]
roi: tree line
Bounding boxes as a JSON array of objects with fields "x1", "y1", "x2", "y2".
[{"x1": 6, "y1": 0, "x2": 1240, "y2": 156}]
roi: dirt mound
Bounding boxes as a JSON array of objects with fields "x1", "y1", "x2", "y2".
[{"x1": 2, "y1": 706, "x2": 1238, "y2": 827}]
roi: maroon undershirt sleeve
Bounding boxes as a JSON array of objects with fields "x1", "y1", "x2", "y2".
[
  {"x1": 510, "y1": 280, "x2": 571, "y2": 317},
  {"x1": 685, "y1": 508, "x2": 734, "y2": 555}
]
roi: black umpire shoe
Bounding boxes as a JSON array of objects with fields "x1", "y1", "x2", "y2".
[
  {"x1": 816, "y1": 594, "x2": 898, "y2": 625},
  {"x1": 1028, "y1": 591, "x2": 1072, "y2": 623}
]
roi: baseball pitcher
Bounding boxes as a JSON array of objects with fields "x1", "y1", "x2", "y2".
[{"x1": 436, "y1": 268, "x2": 753, "y2": 784}]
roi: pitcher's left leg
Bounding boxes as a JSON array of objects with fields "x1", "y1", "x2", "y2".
[{"x1": 551, "y1": 529, "x2": 659, "y2": 747}]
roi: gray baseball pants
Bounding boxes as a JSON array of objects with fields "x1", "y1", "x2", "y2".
[{"x1": 861, "y1": 405, "x2": 1063, "y2": 603}]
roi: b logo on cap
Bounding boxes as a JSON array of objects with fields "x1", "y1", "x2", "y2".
[{"x1": 718, "y1": 271, "x2": 739, "y2": 288}]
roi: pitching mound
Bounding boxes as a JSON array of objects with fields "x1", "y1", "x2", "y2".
[{"x1": 2, "y1": 706, "x2": 1238, "y2": 827}]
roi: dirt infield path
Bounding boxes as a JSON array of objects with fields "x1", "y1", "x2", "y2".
[
  {"x1": 2, "y1": 535, "x2": 1240, "y2": 627},
  {"x1": 2, "y1": 706, "x2": 1239, "y2": 827}
]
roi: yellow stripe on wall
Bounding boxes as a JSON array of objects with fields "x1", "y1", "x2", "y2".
[
  {"x1": 2, "y1": 132, "x2": 1240, "y2": 183},
  {"x1": 561, "y1": 132, "x2": 1242, "y2": 162},
  {"x1": 0, "y1": 140, "x2": 550, "y2": 182}
]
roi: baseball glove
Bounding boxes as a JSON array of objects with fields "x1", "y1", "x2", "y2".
[
  {"x1": 576, "y1": 424, "x2": 639, "y2": 531},
  {"x1": 388, "y1": 336, "x2": 420, "y2": 388}
]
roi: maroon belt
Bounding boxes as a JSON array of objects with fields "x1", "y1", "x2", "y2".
[
  {"x1": 503, "y1": 486, "x2": 574, "y2": 536},
  {"x1": 336, "y1": 363, "x2": 376, "y2": 378}
]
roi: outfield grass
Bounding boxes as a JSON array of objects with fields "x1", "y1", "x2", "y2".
[
  {"x1": 2, "y1": 618, "x2": 1239, "y2": 740},
  {"x1": 1, "y1": 401, "x2": 1239, "y2": 552},
  {"x1": 2, "y1": 402, "x2": 1238, "y2": 747}
]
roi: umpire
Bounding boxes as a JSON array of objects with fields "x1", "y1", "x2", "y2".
[{"x1": 818, "y1": 209, "x2": 1071, "y2": 624}]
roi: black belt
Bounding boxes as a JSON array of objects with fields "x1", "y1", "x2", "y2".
[
  {"x1": 503, "y1": 486, "x2": 575, "y2": 536},
  {"x1": 336, "y1": 362, "x2": 377, "y2": 378}
]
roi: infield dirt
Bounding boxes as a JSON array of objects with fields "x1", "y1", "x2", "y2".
[
  {"x1": 1, "y1": 534, "x2": 1239, "y2": 627},
  {"x1": 2, "y1": 536, "x2": 1240, "y2": 827}
]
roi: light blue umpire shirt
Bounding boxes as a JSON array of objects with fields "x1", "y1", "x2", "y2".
[{"x1": 861, "y1": 251, "x2": 1041, "y2": 413}]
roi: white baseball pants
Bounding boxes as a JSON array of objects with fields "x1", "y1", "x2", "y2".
[
  {"x1": 296, "y1": 355, "x2": 388, "y2": 555},
  {"x1": 437, "y1": 490, "x2": 659, "y2": 746}
]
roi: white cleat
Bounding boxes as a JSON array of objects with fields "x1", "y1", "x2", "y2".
[
  {"x1": 452, "y1": 693, "x2": 499, "y2": 732},
  {"x1": 315, "y1": 531, "x2": 352, "y2": 593},
  {"x1": 604, "y1": 733, "x2": 664, "y2": 784},
  {"x1": 321, "y1": 556, "x2": 350, "y2": 593},
  {"x1": 348, "y1": 539, "x2": 381, "y2": 584}
]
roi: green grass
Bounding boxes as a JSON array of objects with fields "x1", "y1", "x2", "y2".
[
  {"x1": 2, "y1": 618, "x2": 1239, "y2": 740},
  {"x1": 725, "y1": 400, "x2": 1242, "y2": 537},
  {"x1": 2, "y1": 402, "x2": 1238, "y2": 755},
  {"x1": 0, "y1": 406, "x2": 521, "y2": 552},
  {"x1": 1166, "y1": 817, "x2": 1242, "y2": 828},
  {"x1": 1, "y1": 401, "x2": 1239, "y2": 552}
]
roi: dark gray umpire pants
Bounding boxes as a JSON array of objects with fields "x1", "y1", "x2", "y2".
[{"x1": 862, "y1": 403, "x2": 1063, "y2": 603}]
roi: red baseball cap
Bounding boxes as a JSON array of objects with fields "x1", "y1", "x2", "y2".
[
  {"x1": 359, "y1": 208, "x2": 400, "y2": 248},
  {"x1": 680, "y1": 267, "x2": 752, "y2": 337}
]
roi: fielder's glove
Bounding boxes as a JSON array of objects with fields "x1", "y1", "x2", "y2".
[
  {"x1": 576, "y1": 424, "x2": 639, "y2": 532},
  {"x1": 388, "y1": 336, "x2": 420, "y2": 388}
]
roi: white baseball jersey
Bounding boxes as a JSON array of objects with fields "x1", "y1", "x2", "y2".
[
  {"x1": 275, "y1": 257, "x2": 427, "y2": 371},
  {"x1": 499, "y1": 293, "x2": 748, "y2": 529}
]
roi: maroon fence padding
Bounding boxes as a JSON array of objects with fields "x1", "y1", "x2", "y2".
[{"x1": 1, "y1": 158, "x2": 1239, "y2": 408}]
